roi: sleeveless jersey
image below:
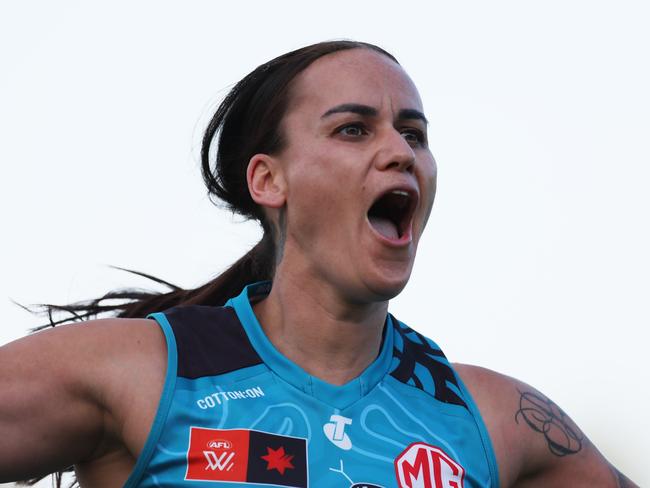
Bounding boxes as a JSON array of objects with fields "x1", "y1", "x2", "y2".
[{"x1": 124, "y1": 282, "x2": 499, "y2": 488}]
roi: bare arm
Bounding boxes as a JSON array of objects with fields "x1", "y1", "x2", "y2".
[
  {"x1": 0, "y1": 318, "x2": 164, "y2": 482},
  {"x1": 455, "y1": 364, "x2": 639, "y2": 488}
]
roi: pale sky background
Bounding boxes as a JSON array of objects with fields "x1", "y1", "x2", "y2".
[{"x1": 1, "y1": 1, "x2": 648, "y2": 486}]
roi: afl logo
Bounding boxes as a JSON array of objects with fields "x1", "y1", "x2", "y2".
[
  {"x1": 207, "y1": 439, "x2": 233, "y2": 449},
  {"x1": 394, "y1": 442, "x2": 465, "y2": 488}
]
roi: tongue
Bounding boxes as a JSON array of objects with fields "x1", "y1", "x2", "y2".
[{"x1": 369, "y1": 216, "x2": 399, "y2": 240}]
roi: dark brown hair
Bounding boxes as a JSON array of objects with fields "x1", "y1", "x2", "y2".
[{"x1": 23, "y1": 40, "x2": 398, "y2": 487}]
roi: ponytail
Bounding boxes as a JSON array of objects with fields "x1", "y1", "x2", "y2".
[{"x1": 34, "y1": 232, "x2": 275, "y2": 330}]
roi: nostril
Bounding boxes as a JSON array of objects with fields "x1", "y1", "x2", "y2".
[
  {"x1": 385, "y1": 157, "x2": 415, "y2": 172},
  {"x1": 386, "y1": 161, "x2": 401, "y2": 170}
]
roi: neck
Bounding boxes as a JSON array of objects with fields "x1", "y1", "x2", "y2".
[{"x1": 252, "y1": 266, "x2": 388, "y2": 386}]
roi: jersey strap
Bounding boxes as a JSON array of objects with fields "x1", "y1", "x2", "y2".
[
  {"x1": 123, "y1": 312, "x2": 178, "y2": 488},
  {"x1": 389, "y1": 317, "x2": 468, "y2": 408},
  {"x1": 163, "y1": 305, "x2": 263, "y2": 379}
]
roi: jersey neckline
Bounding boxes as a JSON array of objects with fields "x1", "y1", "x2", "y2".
[{"x1": 226, "y1": 281, "x2": 395, "y2": 410}]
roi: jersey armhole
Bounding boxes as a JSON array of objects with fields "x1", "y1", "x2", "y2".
[
  {"x1": 454, "y1": 371, "x2": 501, "y2": 488},
  {"x1": 123, "y1": 312, "x2": 178, "y2": 488}
]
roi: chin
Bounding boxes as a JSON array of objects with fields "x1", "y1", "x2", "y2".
[
  {"x1": 363, "y1": 273, "x2": 411, "y2": 302},
  {"x1": 357, "y1": 256, "x2": 414, "y2": 300}
]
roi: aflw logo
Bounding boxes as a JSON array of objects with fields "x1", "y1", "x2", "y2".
[
  {"x1": 394, "y1": 443, "x2": 465, "y2": 488},
  {"x1": 202, "y1": 438, "x2": 235, "y2": 471},
  {"x1": 203, "y1": 450, "x2": 235, "y2": 472}
]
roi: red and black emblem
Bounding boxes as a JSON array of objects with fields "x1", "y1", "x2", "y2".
[{"x1": 186, "y1": 427, "x2": 307, "y2": 487}]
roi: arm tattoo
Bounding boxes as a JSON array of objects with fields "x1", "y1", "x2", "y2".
[{"x1": 514, "y1": 389, "x2": 584, "y2": 456}]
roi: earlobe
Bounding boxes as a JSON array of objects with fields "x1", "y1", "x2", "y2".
[{"x1": 246, "y1": 153, "x2": 286, "y2": 209}]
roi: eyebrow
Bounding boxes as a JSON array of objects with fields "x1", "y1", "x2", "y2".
[
  {"x1": 322, "y1": 103, "x2": 377, "y2": 118},
  {"x1": 321, "y1": 103, "x2": 428, "y2": 125},
  {"x1": 398, "y1": 108, "x2": 428, "y2": 125}
]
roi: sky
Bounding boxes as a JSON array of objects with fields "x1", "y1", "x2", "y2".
[{"x1": 1, "y1": 1, "x2": 648, "y2": 486}]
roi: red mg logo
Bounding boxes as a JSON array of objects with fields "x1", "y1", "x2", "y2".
[{"x1": 394, "y1": 442, "x2": 465, "y2": 488}]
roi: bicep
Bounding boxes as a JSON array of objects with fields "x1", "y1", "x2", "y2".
[
  {"x1": 455, "y1": 364, "x2": 639, "y2": 488},
  {"x1": 510, "y1": 387, "x2": 625, "y2": 487},
  {"x1": 0, "y1": 324, "x2": 108, "y2": 482}
]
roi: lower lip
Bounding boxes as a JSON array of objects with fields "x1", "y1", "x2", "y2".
[{"x1": 366, "y1": 218, "x2": 413, "y2": 248}]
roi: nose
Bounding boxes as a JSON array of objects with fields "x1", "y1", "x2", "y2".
[{"x1": 374, "y1": 128, "x2": 416, "y2": 174}]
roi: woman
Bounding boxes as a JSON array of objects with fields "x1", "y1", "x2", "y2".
[{"x1": 0, "y1": 41, "x2": 636, "y2": 487}]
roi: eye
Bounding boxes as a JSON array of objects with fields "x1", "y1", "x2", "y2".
[
  {"x1": 336, "y1": 123, "x2": 368, "y2": 138},
  {"x1": 400, "y1": 128, "x2": 426, "y2": 147}
]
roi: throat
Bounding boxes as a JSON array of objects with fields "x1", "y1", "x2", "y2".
[
  {"x1": 252, "y1": 284, "x2": 388, "y2": 386},
  {"x1": 369, "y1": 215, "x2": 399, "y2": 239}
]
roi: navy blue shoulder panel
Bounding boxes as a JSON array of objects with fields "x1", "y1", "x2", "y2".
[
  {"x1": 162, "y1": 305, "x2": 263, "y2": 379},
  {"x1": 389, "y1": 315, "x2": 468, "y2": 409}
]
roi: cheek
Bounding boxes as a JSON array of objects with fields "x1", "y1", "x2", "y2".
[
  {"x1": 285, "y1": 159, "x2": 348, "y2": 241},
  {"x1": 425, "y1": 155, "x2": 438, "y2": 186},
  {"x1": 285, "y1": 145, "x2": 356, "y2": 213},
  {"x1": 417, "y1": 158, "x2": 438, "y2": 229},
  {"x1": 428, "y1": 166, "x2": 437, "y2": 208}
]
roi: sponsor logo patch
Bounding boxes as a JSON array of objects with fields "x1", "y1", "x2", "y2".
[
  {"x1": 323, "y1": 414, "x2": 353, "y2": 450},
  {"x1": 186, "y1": 427, "x2": 308, "y2": 487},
  {"x1": 394, "y1": 442, "x2": 465, "y2": 488}
]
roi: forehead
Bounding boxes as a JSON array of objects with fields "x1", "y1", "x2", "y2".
[{"x1": 288, "y1": 49, "x2": 423, "y2": 115}]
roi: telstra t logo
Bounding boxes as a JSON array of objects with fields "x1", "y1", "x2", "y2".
[{"x1": 323, "y1": 414, "x2": 353, "y2": 450}]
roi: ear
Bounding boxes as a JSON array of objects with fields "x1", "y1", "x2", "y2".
[{"x1": 246, "y1": 153, "x2": 287, "y2": 209}]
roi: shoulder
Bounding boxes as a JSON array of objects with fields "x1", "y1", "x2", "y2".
[
  {"x1": 14, "y1": 317, "x2": 168, "y2": 417},
  {"x1": 50, "y1": 316, "x2": 167, "y2": 400},
  {"x1": 453, "y1": 364, "x2": 635, "y2": 487},
  {"x1": 43, "y1": 317, "x2": 166, "y2": 376},
  {"x1": 3, "y1": 317, "x2": 165, "y2": 385}
]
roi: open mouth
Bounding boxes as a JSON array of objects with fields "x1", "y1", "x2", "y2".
[{"x1": 367, "y1": 189, "x2": 417, "y2": 241}]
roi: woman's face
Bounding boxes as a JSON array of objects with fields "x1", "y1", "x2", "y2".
[{"x1": 274, "y1": 48, "x2": 437, "y2": 303}]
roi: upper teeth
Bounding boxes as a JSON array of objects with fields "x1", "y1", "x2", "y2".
[{"x1": 391, "y1": 190, "x2": 409, "y2": 197}]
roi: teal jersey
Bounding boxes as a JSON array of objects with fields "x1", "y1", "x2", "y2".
[{"x1": 124, "y1": 282, "x2": 499, "y2": 488}]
